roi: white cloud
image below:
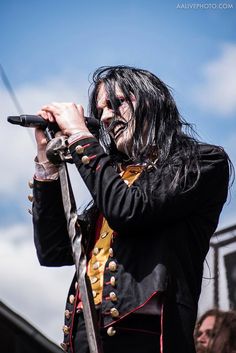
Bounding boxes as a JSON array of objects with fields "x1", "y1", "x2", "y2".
[
  {"x1": 193, "y1": 43, "x2": 236, "y2": 117},
  {"x1": 0, "y1": 223, "x2": 75, "y2": 344},
  {"x1": 0, "y1": 76, "x2": 92, "y2": 343}
]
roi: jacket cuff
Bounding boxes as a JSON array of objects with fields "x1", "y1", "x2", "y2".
[{"x1": 69, "y1": 137, "x2": 110, "y2": 172}]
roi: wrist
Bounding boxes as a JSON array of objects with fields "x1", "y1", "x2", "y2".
[
  {"x1": 68, "y1": 131, "x2": 93, "y2": 146},
  {"x1": 37, "y1": 150, "x2": 48, "y2": 163},
  {"x1": 66, "y1": 126, "x2": 89, "y2": 137},
  {"x1": 34, "y1": 157, "x2": 59, "y2": 180}
]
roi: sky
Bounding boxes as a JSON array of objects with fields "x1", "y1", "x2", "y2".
[{"x1": 1, "y1": 0, "x2": 236, "y2": 346}]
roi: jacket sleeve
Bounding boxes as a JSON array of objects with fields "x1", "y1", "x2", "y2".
[
  {"x1": 33, "y1": 178, "x2": 74, "y2": 266},
  {"x1": 69, "y1": 138, "x2": 229, "y2": 233}
]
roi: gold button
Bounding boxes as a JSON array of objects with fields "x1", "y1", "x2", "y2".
[
  {"x1": 92, "y1": 290, "x2": 97, "y2": 298},
  {"x1": 90, "y1": 276, "x2": 98, "y2": 284},
  {"x1": 110, "y1": 308, "x2": 119, "y2": 318},
  {"x1": 109, "y1": 248, "x2": 114, "y2": 257},
  {"x1": 60, "y1": 342, "x2": 69, "y2": 351},
  {"x1": 28, "y1": 180, "x2": 34, "y2": 188},
  {"x1": 93, "y1": 247, "x2": 99, "y2": 255},
  {"x1": 108, "y1": 261, "x2": 117, "y2": 272},
  {"x1": 75, "y1": 145, "x2": 84, "y2": 154},
  {"x1": 64, "y1": 310, "x2": 71, "y2": 319},
  {"x1": 62, "y1": 325, "x2": 70, "y2": 335},
  {"x1": 69, "y1": 294, "x2": 75, "y2": 304},
  {"x1": 93, "y1": 261, "x2": 100, "y2": 270},
  {"x1": 101, "y1": 231, "x2": 108, "y2": 239},
  {"x1": 110, "y1": 276, "x2": 116, "y2": 287},
  {"x1": 81, "y1": 155, "x2": 90, "y2": 165},
  {"x1": 107, "y1": 326, "x2": 116, "y2": 336},
  {"x1": 28, "y1": 194, "x2": 33, "y2": 202},
  {"x1": 109, "y1": 292, "x2": 117, "y2": 302}
]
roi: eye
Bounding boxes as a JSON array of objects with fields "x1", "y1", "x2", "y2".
[
  {"x1": 114, "y1": 97, "x2": 126, "y2": 108},
  {"x1": 106, "y1": 100, "x2": 113, "y2": 110},
  {"x1": 197, "y1": 331, "x2": 203, "y2": 338},
  {"x1": 197, "y1": 329, "x2": 215, "y2": 338},
  {"x1": 205, "y1": 329, "x2": 215, "y2": 338},
  {"x1": 105, "y1": 98, "x2": 126, "y2": 110}
]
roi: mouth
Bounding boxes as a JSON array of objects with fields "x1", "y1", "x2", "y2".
[
  {"x1": 105, "y1": 119, "x2": 127, "y2": 140},
  {"x1": 113, "y1": 124, "x2": 126, "y2": 139}
]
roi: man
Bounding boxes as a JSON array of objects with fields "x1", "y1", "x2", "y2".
[
  {"x1": 31, "y1": 66, "x2": 231, "y2": 353},
  {"x1": 195, "y1": 308, "x2": 236, "y2": 353}
]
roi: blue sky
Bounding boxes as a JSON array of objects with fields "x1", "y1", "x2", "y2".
[{"x1": 1, "y1": 0, "x2": 236, "y2": 345}]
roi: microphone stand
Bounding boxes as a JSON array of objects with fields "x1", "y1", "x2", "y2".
[{"x1": 46, "y1": 135, "x2": 103, "y2": 353}]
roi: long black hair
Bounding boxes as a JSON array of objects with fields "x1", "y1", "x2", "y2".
[{"x1": 88, "y1": 66, "x2": 229, "y2": 193}]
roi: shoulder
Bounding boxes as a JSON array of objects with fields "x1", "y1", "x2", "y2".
[
  {"x1": 198, "y1": 143, "x2": 230, "y2": 176},
  {"x1": 196, "y1": 144, "x2": 231, "y2": 197},
  {"x1": 198, "y1": 143, "x2": 229, "y2": 162}
]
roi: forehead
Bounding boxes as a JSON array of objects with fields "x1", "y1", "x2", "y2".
[
  {"x1": 96, "y1": 82, "x2": 124, "y2": 103},
  {"x1": 200, "y1": 316, "x2": 216, "y2": 331}
]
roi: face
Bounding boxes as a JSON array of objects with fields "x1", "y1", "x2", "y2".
[
  {"x1": 96, "y1": 83, "x2": 136, "y2": 155},
  {"x1": 196, "y1": 315, "x2": 216, "y2": 350}
]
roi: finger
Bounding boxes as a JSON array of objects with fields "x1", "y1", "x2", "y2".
[
  {"x1": 35, "y1": 128, "x2": 47, "y2": 144},
  {"x1": 36, "y1": 110, "x2": 49, "y2": 120},
  {"x1": 41, "y1": 137, "x2": 48, "y2": 145},
  {"x1": 76, "y1": 104, "x2": 85, "y2": 117},
  {"x1": 46, "y1": 111, "x2": 55, "y2": 123},
  {"x1": 41, "y1": 104, "x2": 59, "y2": 114}
]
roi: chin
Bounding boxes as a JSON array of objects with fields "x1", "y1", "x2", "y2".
[{"x1": 113, "y1": 136, "x2": 132, "y2": 156}]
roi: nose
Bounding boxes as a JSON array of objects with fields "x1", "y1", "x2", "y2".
[
  {"x1": 197, "y1": 332, "x2": 208, "y2": 346},
  {"x1": 100, "y1": 106, "x2": 115, "y2": 127}
]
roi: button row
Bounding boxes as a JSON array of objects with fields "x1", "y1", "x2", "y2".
[
  {"x1": 75, "y1": 145, "x2": 94, "y2": 165},
  {"x1": 28, "y1": 180, "x2": 33, "y2": 204},
  {"x1": 27, "y1": 181, "x2": 33, "y2": 215}
]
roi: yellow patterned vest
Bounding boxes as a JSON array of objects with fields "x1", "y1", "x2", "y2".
[{"x1": 87, "y1": 165, "x2": 143, "y2": 305}]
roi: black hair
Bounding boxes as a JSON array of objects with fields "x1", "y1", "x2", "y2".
[{"x1": 88, "y1": 65, "x2": 232, "y2": 194}]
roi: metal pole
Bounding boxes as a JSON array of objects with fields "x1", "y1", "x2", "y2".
[{"x1": 46, "y1": 136, "x2": 103, "y2": 353}]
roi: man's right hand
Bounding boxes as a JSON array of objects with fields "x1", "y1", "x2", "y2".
[{"x1": 35, "y1": 110, "x2": 54, "y2": 163}]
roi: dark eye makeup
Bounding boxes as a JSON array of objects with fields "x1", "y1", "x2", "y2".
[{"x1": 97, "y1": 97, "x2": 126, "y2": 118}]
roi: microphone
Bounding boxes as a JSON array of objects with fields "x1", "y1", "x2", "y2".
[
  {"x1": 8, "y1": 115, "x2": 50, "y2": 128},
  {"x1": 7, "y1": 114, "x2": 100, "y2": 134}
]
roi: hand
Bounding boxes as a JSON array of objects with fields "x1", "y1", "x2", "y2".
[
  {"x1": 40, "y1": 102, "x2": 89, "y2": 137},
  {"x1": 35, "y1": 110, "x2": 53, "y2": 162}
]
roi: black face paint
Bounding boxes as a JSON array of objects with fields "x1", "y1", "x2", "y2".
[
  {"x1": 97, "y1": 97, "x2": 126, "y2": 120},
  {"x1": 104, "y1": 116, "x2": 133, "y2": 136}
]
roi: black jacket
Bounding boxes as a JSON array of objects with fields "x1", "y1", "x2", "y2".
[{"x1": 33, "y1": 137, "x2": 229, "y2": 353}]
